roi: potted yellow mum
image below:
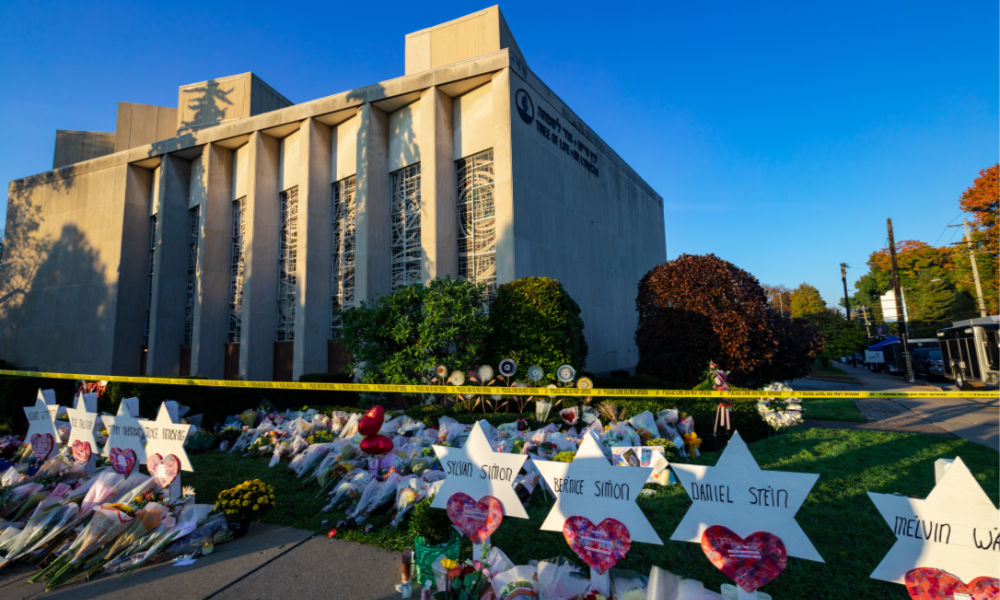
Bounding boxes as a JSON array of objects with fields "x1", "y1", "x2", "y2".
[{"x1": 215, "y1": 479, "x2": 277, "y2": 538}]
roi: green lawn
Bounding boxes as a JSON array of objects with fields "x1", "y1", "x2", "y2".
[
  {"x1": 800, "y1": 397, "x2": 866, "y2": 422},
  {"x1": 810, "y1": 360, "x2": 859, "y2": 382},
  {"x1": 188, "y1": 429, "x2": 998, "y2": 600}
]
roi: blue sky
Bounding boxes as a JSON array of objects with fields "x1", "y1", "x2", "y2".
[{"x1": 1, "y1": 0, "x2": 996, "y2": 307}]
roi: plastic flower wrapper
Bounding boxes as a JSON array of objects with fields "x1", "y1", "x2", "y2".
[
  {"x1": 655, "y1": 415, "x2": 679, "y2": 440},
  {"x1": 113, "y1": 472, "x2": 155, "y2": 506},
  {"x1": 380, "y1": 415, "x2": 404, "y2": 436},
  {"x1": 580, "y1": 406, "x2": 599, "y2": 425},
  {"x1": 676, "y1": 415, "x2": 695, "y2": 436},
  {"x1": 353, "y1": 473, "x2": 402, "y2": 523},
  {"x1": 560, "y1": 406, "x2": 580, "y2": 427},
  {"x1": 0, "y1": 501, "x2": 73, "y2": 568},
  {"x1": 43, "y1": 503, "x2": 136, "y2": 588},
  {"x1": 436, "y1": 416, "x2": 462, "y2": 445},
  {"x1": 82, "y1": 502, "x2": 166, "y2": 579},
  {"x1": 610, "y1": 568, "x2": 648, "y2": 600},
  {"x1": 322, "y1": 469, "x2": 372, "y2": 512},
  {"x1": 0, "y1": 482, "x2": 44, "y2": 519},
  {"x1": 338, "y1": 413, "x2": 361, "y2": 439},
  {"x1": 492, "y1": 565, "x2": 539, "y2": 600},
  {"x1": 536, "y1": 555, "x2": 590, "y2": 600},
  {"x1": 293, "y1": 441, "x2": 337, "y2": 478},
  {"x1": 513, "y1": 472, "x2": 540, "y2": 507},
  {"x1": 623, "y1": 411, "x2": 655, "y2": 443},
  {"x1": 390, "y1": 475, "x2": 430, "y2": 526},
  {"x1": 397, "y1": 415, "x2": 426, "y2": 436},
  {"x1": 239, "y1": 409, "x2": 258, "y2": 428},
  {"x1": 100, "y1": 522, "x2": 171, "y2": 574},
  {"x1": 421, "y1": 470, "x2": 446, "y2": 484},
  {"x1": 346, "y1": 477, "x2": 386, "y2": 521}
]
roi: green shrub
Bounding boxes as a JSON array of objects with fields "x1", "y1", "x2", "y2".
[
  {"x1": 339, "y1": 277, "x2": 489, "y2": 386},
  {"x1": 0, "y1": 376, "x2": 77, "y2": 433},
  {"x1": 408, "y1": 497, "x2": 454, "y2": 545},
  {"x1": 103, "y1": 382, "x2": 358, "y2": 430},
  {"x1": 484, "y1": 277, "x2": 588, "y2": 383}
]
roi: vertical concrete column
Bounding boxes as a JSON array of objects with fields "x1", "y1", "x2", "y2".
[
  {"x1": 110, "y1": 164, "x2": 154, "y2": 374},
  {"x1": 491, "y1": 69, "x2": 515, "y2": 284},
  {"x1": 293, "y1": 118, "x2": 333, "y2": 379},
  {"x1": 189, "y1": 143, "x2": 233, "y2": 379},
  {"x1": 239, "y1": 132, "x2": 281, "y2": 380},
  {"x1": 418, "y1": 87, "x2": 457, "y2": 280},
  {"x1": 354, "y1": 103, "x2": 391, "y2": 301},
  {"x1": 146, "y1": 154, "x2": 192, "y2": 376}
]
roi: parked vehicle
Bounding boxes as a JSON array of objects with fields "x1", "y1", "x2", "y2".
[
  {"x1": 882, "y1": 338, "x2": 938, "y2": 377},
  {"x1": 865, "y1": 336, "x2": 897, "y2": 372},
  {"x1": 911, "y1": 347, "x2": 945, "y2": 381},
  {"x1": 937, "y1": 316, "x2": 1000, "y2": 389}
]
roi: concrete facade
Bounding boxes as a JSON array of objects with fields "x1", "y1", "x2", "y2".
[{"x1": 1, "y1": 7, "x2": 665, "y2": 379}]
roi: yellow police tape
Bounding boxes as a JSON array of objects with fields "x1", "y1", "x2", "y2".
[{"x1": 0, "y1": 369, "x2": 995, "y2": 400}]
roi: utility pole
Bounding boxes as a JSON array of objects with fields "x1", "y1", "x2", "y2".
[
  {"x1": 948, "y1": 219, "x2": 988, "y2": 317},
  {"x1": 887, "y1": 219, "x2": 915, "y2": 383},
  {"x1": 840, "y1": 263, "x2": 851, "y2": 322},
  {"x1": 860, "y1": 305, "x2": 871, "y2": 337}
]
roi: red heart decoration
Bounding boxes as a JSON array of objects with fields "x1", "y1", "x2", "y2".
[
  {"x1": 701, "y1": 526, "x2": 787, "y2": 592},
  {"x1": 30, "y1": 433, "x2": 54, "y2": 461},
  {"x1": 905, "y1": 567, "x2": 999, "y2": 600},
  {"x1": 71, "y1": 440, "x2": 92, "y2": 464},
  {"x1": 109, "y1": 447, "x2": 137, "y2": 476},
  {"x1": 446, "y1": 493, "x2": 504, "y2": 544},
  {"x1": 147, "y1": 453, "x2": 181, "y2": 489},
  {"x1": 358, "y1": 406, "x2": 385, "y2": 436},
  {"x1": 562, "y1": 516, "x2": 631, "y2": 575},
  {"x1": 359, "y1": 434, "x2": 393, "y2": 455}
]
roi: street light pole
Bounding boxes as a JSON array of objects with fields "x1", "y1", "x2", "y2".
[
  {"x1": 840, "y1": 263, "x2": 851, "y2": 322},
  {"x1": 887, "y1": 219, "x2": 915, "y2": 383}
]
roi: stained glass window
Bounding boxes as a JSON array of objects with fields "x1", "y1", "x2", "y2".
[
  {"x1": 457, "y1": 149, "x2": 496, "y2": 299},
  {"x1": 228, "y1": 197, "x2": 246, "y2": 344},
  {"x1": 390, "y1": 164, "x2": 422, "y2": 291},
  {"x1": 331, "y1": 176, "x2": 356, "y2": 339},
  {"x1": 276, "y1": 187, "x2": 299, "y2": 342}
]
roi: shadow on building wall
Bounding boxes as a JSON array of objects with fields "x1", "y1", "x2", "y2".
[{"x1": 147, "y1": 81, "x2": 235, "y2": 157}]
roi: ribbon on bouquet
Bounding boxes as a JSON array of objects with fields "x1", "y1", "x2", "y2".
[{"x1": 713, "y1": 400, "x2": 733, "y2": 433}]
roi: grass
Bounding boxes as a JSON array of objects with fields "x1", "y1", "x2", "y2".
[
  {"x1": 810, "y1": 360, "x2": 859, "y2": 382},
  {"x1": 800, "y1": 397, "x2": 866, "y2": 422},
  {"x1": 187, "y1": 429, "x2": 998, "y2": 600}
]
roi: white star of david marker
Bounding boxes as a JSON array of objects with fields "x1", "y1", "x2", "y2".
[
  {"x1": 139, "y1": 401, "x2": 194, "y2": 472},
  {"x1": 66, "y1": 392, "x2": 100, "y2": 455},
  {"x1": 670, "y1": 431, "x2": 823, "y2": 561},
  {"x1": 868, "y1": 456, "x2": 999, "y2": 584},
  {"x1": 101, "y1": 398, "x2": 146, "y2": 462},
  {"x1": 534, "y1": 430, "x2": 663, "y2": 544},
  {"x1": 23, "y1": 392, "x2": 60, "y2": 447},
  {"x1": 431, "y1": 420, "x2": 529, "y2": 518}
]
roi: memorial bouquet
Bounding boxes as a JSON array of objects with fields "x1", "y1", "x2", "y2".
[
  {"x1": 756, "y1": 382, "x2": 803, "y2": 430},
  {"x1": 215, "y1": 479, "x2": 276, "y2": 522}
]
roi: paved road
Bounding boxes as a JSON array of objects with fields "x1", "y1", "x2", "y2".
[
  {"x1": 792, "y1": 363, "x2": 999, "y2": 451},
  {"x1": 0, "y1": 523, "x2": 402, "y2": 600}
]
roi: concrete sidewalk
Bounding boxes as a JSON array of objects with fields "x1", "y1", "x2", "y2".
[
  {"x1": 792, "y1": 364, "x2": 999, "y2": 451},
  {"x1": 0, "y1": 523, "x2": 403, "y2": 600}
]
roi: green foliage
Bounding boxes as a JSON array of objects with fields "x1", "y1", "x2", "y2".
[
  {"x1": 805, "y1": 311, "x2": 867, "y2": 364},
  {"x1": 103, "y1": 380, "x2": 359, "y2": 430},
  {"x1": 484, "y1": 277, "x2": 588, "y2": 382},
  {"x1": 644, "y1": 437, "x2": 680, "y2": 457},
  {"x1": 409, "y1": 497, "x2": 454, "y2": 545},
  {"x1": 790, "y1": 283, "x2": 826, "y2": 318},
  {"x1": 339, "y1": 277, "x2": 490, "y2": 386}
]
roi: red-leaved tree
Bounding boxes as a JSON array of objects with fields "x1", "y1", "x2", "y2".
[{"x1": 635, "y1": 254, "x2": 778, "y2": 386}]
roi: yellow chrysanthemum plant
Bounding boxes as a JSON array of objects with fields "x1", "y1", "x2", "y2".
[{"x1": 214, "y1": 479, "x2": 277, "y2": 523}]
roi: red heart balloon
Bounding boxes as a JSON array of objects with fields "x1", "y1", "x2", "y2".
[
  {"x1": 147, "y1": 453, "x2": 181, "y2": 489},
  {"x1": 71, "y1": 440, "x2": 92, "y2": 464},
  {"x1": 30, "y1": 433, "x2": 54, "y2": 461},
  {"x1": 358, "y1": 406, "x2": 385, "y2": 436},
  {"x1": 109, "y1": 447, "x2": 137, "y2": 476},
  {"x1": 446, "y1": 493, "x2": 503, "y2": 544},
  {"x1": 360, "y1": 434, "x2": 393, "y2": 455},
  {"x1": 562, "y1": 516, "x2": 631, "y2": 575},
  {"x1": 905, "y1": 567, "x2": 999, "y2": 600},
  {"x1": 701, "y1": 526, "x2": 787, "y2": 592}
]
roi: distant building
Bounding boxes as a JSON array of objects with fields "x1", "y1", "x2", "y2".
[{"x1": 1, "y1": 7, "x2": 665, "y2": 380}]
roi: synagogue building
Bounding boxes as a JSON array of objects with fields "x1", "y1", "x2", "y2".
[{"x1": 0, "y1": 7, "x2": 666, "y2": 380}]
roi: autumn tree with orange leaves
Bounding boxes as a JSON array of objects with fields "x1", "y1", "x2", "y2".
[{"x1": 956, "y1": 164, "x2": 999, "y2": 313}]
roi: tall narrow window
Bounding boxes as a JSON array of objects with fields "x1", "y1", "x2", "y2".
[
  {"x1": 228, "y1": 198, "x2": 246, "y2": 343},
  {"x1": 331, "y1": 176, "x2": 357, "y2": 339},
  {"x1": 457, "y1": 149, "x2": 496, "y2": 298},
  {"x1": 390, "y1": 164, "x2": 421, "y2": 290},
  {"x1": 276, "y1": 186, "x2": 299, "y2": 341},
  {"x1": 183, "y1": 206, "x2": 200, "y2": 346},
  {"x1": 143, "y1": 216, "x2": 157, "y2": 348}
]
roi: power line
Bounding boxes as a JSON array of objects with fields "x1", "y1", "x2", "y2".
[{"x1": 933, "y1": 214, "x2": 963, "y2": 246}]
